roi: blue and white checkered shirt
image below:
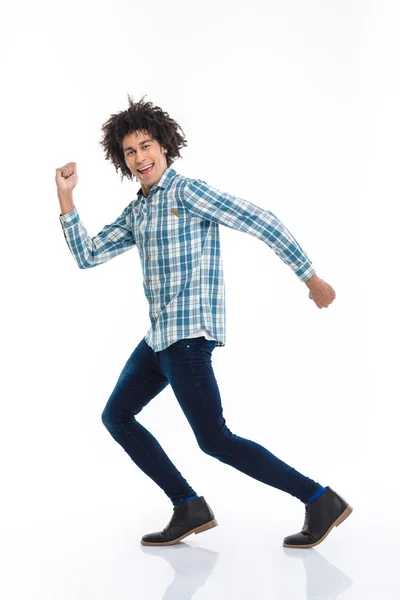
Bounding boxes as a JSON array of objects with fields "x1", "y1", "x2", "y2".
[{"x1": 59, "y1": 166, "x2": 315, "y2": 352}]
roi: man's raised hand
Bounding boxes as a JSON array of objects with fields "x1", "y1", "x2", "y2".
[{"x1": 55, "y1": 162, "x2": 78, "y2": 193}]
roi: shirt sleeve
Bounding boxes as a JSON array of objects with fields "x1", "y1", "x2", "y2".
[
  {"x1": 183, "y1": 178, "x2": 316, "y2": 283},
  {"x1": 59, "y1": 204, "x2": 136, "y2": 269}
]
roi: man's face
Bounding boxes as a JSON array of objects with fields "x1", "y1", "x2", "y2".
[{"x1": 122, "y1": 130, "x2": 167, "y2": 196}]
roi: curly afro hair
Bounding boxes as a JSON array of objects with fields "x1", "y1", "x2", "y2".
[{"x1": 99, "y1": 94, "x2": 187, "y2": 182}]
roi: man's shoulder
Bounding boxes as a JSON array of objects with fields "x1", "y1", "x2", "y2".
[
  {"x1": 171, "y1": 171, "x2": 208, "y2": 195},
  {"x1": 170, "y1": 168, "x2": 204, "y2": 186}
]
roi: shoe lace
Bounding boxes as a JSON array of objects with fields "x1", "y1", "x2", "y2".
[
  {"x1": 163, "y1": 505, "x2": 180, "y2": 532},
  {"x1": 302, "y1": 505, "x2": 310, "y2": 531}
]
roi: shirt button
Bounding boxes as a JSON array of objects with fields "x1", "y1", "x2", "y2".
[
  {"x1": 164, "y1": 211, "x2": 167, "y2": 215},
  {"x1": 149, "y1": 300, "x2": 153, "y2": 304},
  {"x1": 152, "y1": 320, "x2": 156, "y2": 324},
  {"x1": 148, "y1": 217, "x2": 151, "y2": 221},
  {"x1": 147, "y1": 198, "x2": 152, "y2": 203},
  {"x1": 146, "y1": 279, "x2": 150, "y2": 283},
  {"x1": 145, "y1": 236, "x2": 150, "y2": 241},
  {"x1": 146, "y1": 256, "x2": 150, "y2": 260}
]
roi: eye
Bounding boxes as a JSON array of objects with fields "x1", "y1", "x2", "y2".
[{"x1": 143, "y1": 145, "x2": 150, "y2": 149}]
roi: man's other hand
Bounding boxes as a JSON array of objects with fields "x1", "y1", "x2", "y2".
[{"x1": 305, "y1": 274, "x2": 336, "y2": 309}]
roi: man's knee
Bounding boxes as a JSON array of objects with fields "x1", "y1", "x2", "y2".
[
  {"x1": 101, "y1": 401, "x2": 126, "y2": 431},
  {"x1": 101, "y1": 405, "x2": 112, "y2": 429},
  {"x1": 197, "y1": 423, "x2": 236, "y2": 457}
]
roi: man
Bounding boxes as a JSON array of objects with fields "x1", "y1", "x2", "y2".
[{"x1": 55, "y1": 95, "x2": 352, "y2": 548}]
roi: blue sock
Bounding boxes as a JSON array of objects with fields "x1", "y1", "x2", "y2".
[
  {"x1": 173, "y1": 492, "x2": 199, "y2": 506},
  {"x1": 305, "y1": 486, "x2": 327, "y2": 504}
]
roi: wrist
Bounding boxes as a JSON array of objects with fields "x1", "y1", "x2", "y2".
[
  {"x1": 305, "y1": 274, "x2": 319, "y2": 288},
  {"x1": 58, "y1": 189, "x2": 73, "y2": 201},
  {"x1": 58, "y1": 189, "x2": 75, "y2": 215}
]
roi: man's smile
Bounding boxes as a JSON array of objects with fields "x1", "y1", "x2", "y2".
[{"x1": 138, "y1": 163, "x2": 154, "y2": 176}]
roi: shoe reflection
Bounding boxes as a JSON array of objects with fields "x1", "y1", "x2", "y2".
[
  {"x1": 283, "y1": 547, "x2": 353, "y2": 599},
  {"x1": 141, "y1": 542, "x2": 220, "y2": 599}
]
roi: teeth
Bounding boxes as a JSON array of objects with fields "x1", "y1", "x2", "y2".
[{"x1": 139, "y1": 164, "x2": 153, "y2": 172}]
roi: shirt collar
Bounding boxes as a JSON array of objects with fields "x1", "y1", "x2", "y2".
[{"x1": 134, "y1": 166, "x2": 177, "y2": 204}]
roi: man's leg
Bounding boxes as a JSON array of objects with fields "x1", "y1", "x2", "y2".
[
  {"x1": 101, "y1": 337, "x2": 198, "y2": 504},
  {"x1": 159, "y1": 337, "x2": 322, "y2": 503}
]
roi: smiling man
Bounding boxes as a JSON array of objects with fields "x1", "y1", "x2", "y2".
[
  {"x1": 55, "y1": 94, "x2": 352, "y2": 549},
  {"x1": 124, "y1": 131, "x2": 167, "y2": 195}
]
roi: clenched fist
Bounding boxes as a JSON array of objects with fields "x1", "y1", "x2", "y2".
[
  {"x1": 55, "y1": 162, "x2": 78, "y2": 193},
  {"x1": 306, "y1": 274, "x2": 336, "y2": 309}
]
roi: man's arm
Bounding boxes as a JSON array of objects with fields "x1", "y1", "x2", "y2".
[
  {"x1": 184, "y1": 178, "x2": 315, "y2": 282},
  {"x1": 59, "y1": 203, "x2": 136, "y2": 269},
  {"x1": 183, "y1": 178, "x2": 336, "y2": 308}
]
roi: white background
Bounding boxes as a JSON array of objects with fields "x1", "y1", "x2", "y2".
[{"x1": 1, "y1": 0, "x2": 399, "y2": 598}]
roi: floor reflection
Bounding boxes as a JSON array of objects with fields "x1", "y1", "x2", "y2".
[
  {"x1": 141, "y1": 542, "x2": 220, "y2": 599},
  {"x1": 283, "y1": 547, "x2": 353, "y2": 598}
]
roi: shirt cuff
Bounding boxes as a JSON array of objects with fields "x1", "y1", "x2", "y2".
[
  {"x1": 59, "y1": 206, "x2": 79, "y2": 227},
  {"x1": 295, "y1": 262, "x2": 316, "y2": 282}
]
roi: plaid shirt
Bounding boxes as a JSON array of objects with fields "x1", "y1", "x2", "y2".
[{"x1": 59, "y1": 166, "x2": 315, "y2": 352}]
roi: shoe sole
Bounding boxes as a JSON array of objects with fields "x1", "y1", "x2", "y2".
[
  {"x1": 140, "y1": 519, "x2": 218, "y2": 546},
  {"x1": 282, "y1": 504, "x2": 353, "y2": 549}
]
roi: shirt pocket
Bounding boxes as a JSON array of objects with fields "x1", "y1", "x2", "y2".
[{"x1": 158, "y1": 205, "x2": 185, "y2": 240}]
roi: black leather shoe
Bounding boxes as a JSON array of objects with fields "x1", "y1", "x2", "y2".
[
  {"x1": 283, "y1": 486, "x2": 353, "y2": 549},
  {"x1": 141, "y1": 496, "x2": 218, "y2": 546}
]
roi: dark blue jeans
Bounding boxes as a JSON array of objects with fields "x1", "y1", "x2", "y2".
[{"x1": 101, "y1": 336, "x2": 321, "y2": 505}]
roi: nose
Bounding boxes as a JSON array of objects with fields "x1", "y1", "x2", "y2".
[{"x1": 136, "y1": 150, "x2": 144, "y2": 166}]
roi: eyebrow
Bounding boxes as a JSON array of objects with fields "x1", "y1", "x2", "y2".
[{"x1": 123, "y1": 139, "x2": 153, "y2": 153}]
